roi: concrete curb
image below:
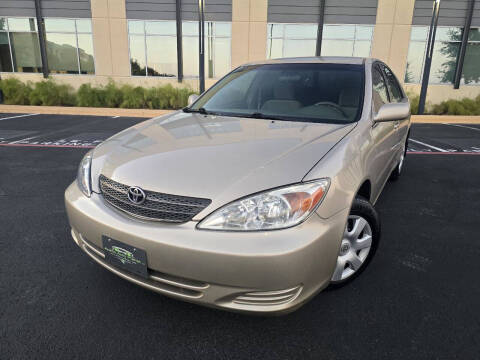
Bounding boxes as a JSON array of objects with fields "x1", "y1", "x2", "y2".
[
  {"x1": 0, "y1": 105, "x2": 172, "y2": 118},
  {"x1": 410, "y1": 115, "x2": 480, "y2": 124},
  {"x1": 1, "y1": 105, "x2": 480, "y2": 123}
]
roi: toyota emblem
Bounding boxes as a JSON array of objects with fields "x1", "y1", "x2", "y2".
[{"x1": 127, "y1": 186, "x2": 146, "y2": 204}]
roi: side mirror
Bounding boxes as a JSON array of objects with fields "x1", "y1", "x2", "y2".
[
  {"x1": 188, "y1": 94, "x2": 199, "y2": 106},
  {"x1": 374, "y1": 102, "x2": 410, "y2": 122}
]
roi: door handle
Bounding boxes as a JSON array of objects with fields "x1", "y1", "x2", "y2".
[{"x1": 394, "y1": 121, "x2": 400, "y2": 129}]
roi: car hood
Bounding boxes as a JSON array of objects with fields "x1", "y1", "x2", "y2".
[{"x1": 91, "y1": 111, "x2": 354, "y2": 219}]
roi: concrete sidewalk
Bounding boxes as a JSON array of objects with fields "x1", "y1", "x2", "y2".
[
  {"x1": 0, "y1": 105, "x2": 171, "y2": 118},
  {"x1": 1, "y1": 104, "x2": 480, "y2": 123},
  {"x1": 411, "y1": 115, "x2": 480, "y2": 123}
]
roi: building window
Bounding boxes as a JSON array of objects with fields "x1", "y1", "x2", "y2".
[
  {"x1": 266, "y1": 23, "x2": 374, "y2": 59},
  {"x1": 182, "y1": 21, "x2": 231, "y2": 78},
  {"x1": 405, "y1": 26, "x2": 480, "y2": 85},
  {"x1": 44, "y1": 18, "x2": 95, "y2": 75},
  {"x1": 0, "y1": 17, "x2": 42, "y2": 73},
  {"x1": 322, "y1": 25, "x2": 374, "y2": 57},
  {"x1": 464, "y1": 29, "x2": 480, "y2": 85},
  {"x1": 128, "y1": 20, "x2": 177, "y2": 77},
  {"x1": 267, "y1": 24, "x2": 317, "y2": 58}
]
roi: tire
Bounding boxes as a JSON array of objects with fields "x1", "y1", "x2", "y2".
[{"x1": 329, "y1": 196, "x2": 381, "y2": 288}]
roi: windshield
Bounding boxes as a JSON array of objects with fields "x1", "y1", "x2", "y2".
[{"x1": 189, "y1": 63, "x2": 365, "y2": 124}]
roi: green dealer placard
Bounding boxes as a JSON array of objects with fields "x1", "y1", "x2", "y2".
[{"x1": 102, "y1": 236, "x2": 148, "y2": 279}]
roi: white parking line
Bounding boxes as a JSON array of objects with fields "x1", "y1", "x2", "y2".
[
  {"x1": 0, "y1": 113, "x2": 39, "y2": 121},
  {"x1": 8, "y1": 135, "x2": 39, "y2": 144},
  {"x1": 442, "y1": 123, "x2": 480, "y2": 132},
  {"x1": 409, "y1": 138, "x2": 448, "y2": 152}
]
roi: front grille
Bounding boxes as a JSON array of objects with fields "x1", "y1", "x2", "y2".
[{"x1": 99, "y1": 175, "x2": 211, "y2": 223}]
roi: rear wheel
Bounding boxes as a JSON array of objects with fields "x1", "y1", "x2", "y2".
[{"x1": 329, "y1": 197, "x2": 380, "y2": 287}]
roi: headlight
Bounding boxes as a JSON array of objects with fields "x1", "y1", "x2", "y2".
[
  {"x1": 77, "y1": 152, "x2": 92, "y2": 197},
  {"x1": 197, "y1": 179, "x2": 330, "y2": 231}
]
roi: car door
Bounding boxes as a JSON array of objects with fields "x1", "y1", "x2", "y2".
[
  {"x1": 381, "y1": 64, "x2": 410, "y2": 150},
  {"x1": 369, "y1": 64, "x2": 398, "y2": 195}
]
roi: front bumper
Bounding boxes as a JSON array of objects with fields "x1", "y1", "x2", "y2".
[{"x1": 65, "y1": 182, "x2": 349, "y2": 314}]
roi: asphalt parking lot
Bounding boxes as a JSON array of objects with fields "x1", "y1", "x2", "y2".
[{"x1": 1, "y1": 113, "x2": 479, "y2": 359}]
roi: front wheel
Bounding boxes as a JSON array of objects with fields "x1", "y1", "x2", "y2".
[{"x1": 329, "y1": 197, "x2": 380, "y2": 287}]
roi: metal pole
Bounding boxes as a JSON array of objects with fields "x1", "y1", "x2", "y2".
[
  {"x1": 315, "y1": 0, "x2": 326, "y2": 56},
  {"x1": 418, "y1": 0, "x2": 441, "y2": 115},
  {"x1": 453, "y1": 0, "x2": 475, "y2": 89},
  {"x1": 176, "y1": 0, "x2": 183, "y2": 82},
  {"x1": 0, "y1": 73, "x2": 3, "y2": 104},
  {"x1": 34, "y1": 0, "x2": 49, "y2": 78},
  {"x1": 198, "y1": 0, "x2": 205, "y2": 93}
]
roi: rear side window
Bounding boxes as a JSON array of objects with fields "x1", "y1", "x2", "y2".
[
  {"x1": 372, "y1": 66, "x2": 389, "y2": 112},
  {"x1": 382, "y1": 66, "x2": 404, "y2": 102}
]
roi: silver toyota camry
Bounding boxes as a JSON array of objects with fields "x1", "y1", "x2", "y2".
[{"x1": 65, "y1": 57, "x2": 411, "y2": 314}]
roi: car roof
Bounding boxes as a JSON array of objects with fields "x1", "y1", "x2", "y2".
[{"x1": 243, "y1": 56, "x2": 373, "y2": 66}]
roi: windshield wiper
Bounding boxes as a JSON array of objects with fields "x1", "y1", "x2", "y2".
[
  {"x1": 183, "y1": 108, "x2": 295, "y2": 121},
  {"x1": 182, "y1": 107, "x2": 213, "y2": 115},
  {"x1": 245, "y1": 112, "x2": 291, "y2": 121}
]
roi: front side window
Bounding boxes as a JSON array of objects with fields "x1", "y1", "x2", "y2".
[
  {"x1": 266, "y1": 23, "x2": 374, "y2": 59},
  {"x1": 45, "y1": 18, "x2": 95, "y2": 75},
  {"x1": 190, "y1": 63, "x2": 365, "y2": 124},
  {"x1": 405, "y1": 26, "x2": 480, "y2": 85},
  {"x1": 0, "y1": 17, "x2": 42, "y2": 73},
  {"x1": 182, "y1": 21, "x2": 231, "y2": 78},
  {"x1": 128, "y1": 20, "x2": 177, "y2": 77},
  {"x1": 372, "y1": 66, "x2": 389, "y2": 112}
]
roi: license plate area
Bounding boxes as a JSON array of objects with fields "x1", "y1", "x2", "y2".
[{"x1": 102, "y1": 236, "x2": 148, "y2": 279}]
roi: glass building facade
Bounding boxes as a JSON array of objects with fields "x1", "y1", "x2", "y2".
[
  {"x1": 128, "y1": 20, "x2": 177, "y2": 77},
  {"x1": 45, "y1": 18, "x2": 95, "y2": 75},
  {"x1": 0, "y1": 0, "x2": 478, "y2": 103},
  {"x1": 0, "y1": 17, "x2": 94, "y2": 75},
  {"x1": 405, "y1": 26, "x2": 480, "y2": 85},
  {"x1": 0, "y1": 17, "x2": 42, "y2": 73},
  {"x1": 127, "y1": 20, "x2": 231, "y2": 79},
  {"x1": 266, "y1": 24, "x2": 374, "y2": 59},
  {"x1": 182, "y1": 21, "x2": 231, "y2": 79}
]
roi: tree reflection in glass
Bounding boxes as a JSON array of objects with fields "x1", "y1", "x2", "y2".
[
  {"x1": 405, "y1": 26, "x2": 480, "y2": 85},
  {"x1": 435, "y1": 27, "x2": 462, "y2": 84},
  {"x1": 46, "y1": 33, "x2": 78, "y2": 74}
]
